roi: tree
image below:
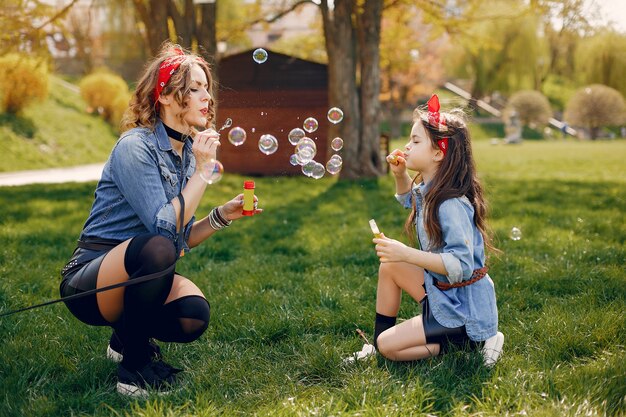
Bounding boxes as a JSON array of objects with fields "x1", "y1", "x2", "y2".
[
  {"x1": 315, "y1": 0, "x2": 384, "y2": 179},
  {"x1": 445, "y1": 0, "x2": 548, "y2": 101},
  {"x1": 380, "y1": 4, "x2": 448, "y2": 139},
  {"x1": 575, "y1": 30, "x2": 626, "y2": 98},
  {"x1": 130, "y1": 0, "x2": 217, "y2": 65},
  {"x1": 564, "y1": 84, "x2": 626, "y2": 139},
  {"x1": 0, "y1": 0, "x2": 80, "y2": 56},
  {"x1": 503, "y1": 90, "x2": 552, "y2": 128}
]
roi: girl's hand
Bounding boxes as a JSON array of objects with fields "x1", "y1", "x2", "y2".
[
  {"x1": 219, "y1": 193, "x2": 263, "y2": 221},
  {"x1": 386, "y1": 149, "x2": 407, "y2": 176},
  {"x1": 373, "y1": 233, "x2": 410, "y2": 263},
  {"x1": 193, "y1": 128, "x2": 221, "y2": 168}
]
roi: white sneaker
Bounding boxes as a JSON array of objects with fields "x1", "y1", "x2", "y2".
[
  {"x1": 343, "y1": 343, "x2": 376, "y2": 364},
  {"x1": 481, "y1": 332, "x2": 504, "y2": 367}
]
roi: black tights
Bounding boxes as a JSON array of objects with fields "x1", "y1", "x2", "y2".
[{"x1": 62, "y1": 233, "x2": 210, "y2": 370}]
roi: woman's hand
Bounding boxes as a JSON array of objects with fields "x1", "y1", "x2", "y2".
[
  {"x1": 386, "y1": 149, "x2": 407, "y2": 176},
  {"x1": 193, "y1": 128, "x2": 221, "y2": 168},
  {"x1": 219, "y1": 193, "x2": 263, "y2": 221},
  {"x1": 373, "y1": 233, "x2": 411, "y2": 263}
]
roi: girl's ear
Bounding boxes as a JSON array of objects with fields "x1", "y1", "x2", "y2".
[{"x1": 433, "y1": 149, "x2": 445, "y2": 162}]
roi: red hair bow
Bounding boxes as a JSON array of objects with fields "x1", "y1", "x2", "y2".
[
  {"x1": 154, "y1": 48, "x2": 186, "y2": 108},
  {"x1": 427, "y1": 94, "x2": 449, "y2": 156}
]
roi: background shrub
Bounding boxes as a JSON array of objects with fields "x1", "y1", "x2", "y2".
[
  {"x1": 503, "y1": 90, "x2": 553, "y2": 128},
  {"x1": 565, "y1": 84, "x2": 626, "y2": 139},
  {"x1": 79, "y1": 69, "x2": 129, "y2": 127},
  {"x1": 0, "y1": 53, "x2": 49, "y2": 114}
]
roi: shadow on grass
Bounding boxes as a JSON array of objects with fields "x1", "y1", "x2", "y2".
[{"x1": 0, "y1": 112, "x2": 37, "y2": 138}]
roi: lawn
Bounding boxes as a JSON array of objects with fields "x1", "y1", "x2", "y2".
[
  {"x1": 0, "y1": 140, "x2": 625, "y2": 416},
  {"x1": 0, "y1": 77, "x2": 118, "y2": 172}
]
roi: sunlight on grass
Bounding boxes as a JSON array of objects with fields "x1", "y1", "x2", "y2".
[{"x1": 0, "y1": 141, "x2": 624, "y2": 416}]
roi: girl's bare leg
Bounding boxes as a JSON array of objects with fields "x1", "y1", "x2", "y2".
[
  {"x1": 375, "y1": 262, "x2": 440, "y2": 361},
  {"x1": 376, "y1": 316, "x2": 440, "y2": 361},
  {"x1": 376, "y1": 261, "x2": 426, "y2": 316}
]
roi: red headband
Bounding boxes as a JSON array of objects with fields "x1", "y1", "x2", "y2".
[
  {"x1": 154, "y1": 48, "x2": 186, "y2": 108},
  {"x1": 427, "y1": 94, "x2": 449, "y2": 156}
]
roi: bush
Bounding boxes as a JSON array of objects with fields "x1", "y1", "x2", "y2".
[
  {"x1": 79, "y1": 69, "x2": 129, "y2": 127},
  {"x1": 565, "y1": 84, "x2": 626, "y2": 140},
  {"x1": 503, "y1": 90, "x2": 552, "y2": 128},
  {"x1": 0, "y1": 53, "x2": 49, "y2": 114}
]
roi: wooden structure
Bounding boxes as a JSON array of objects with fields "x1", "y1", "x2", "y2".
[{"x1": 215, "y1": 49, "x2": 330, "y2": 176}]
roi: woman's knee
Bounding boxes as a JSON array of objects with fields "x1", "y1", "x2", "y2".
[
  {"x1": 154, "y1": 295, "x2": 210, "y2": 343},
  {"x1": 124, "y1": 233, "x2": 177, "y2": 275}
]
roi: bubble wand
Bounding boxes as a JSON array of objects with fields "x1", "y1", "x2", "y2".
[{"x1": 369, "y1": 219, "x2": 382, "y2": 238}]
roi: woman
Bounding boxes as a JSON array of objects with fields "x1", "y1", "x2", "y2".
[{"x1": 60, "y1": 43, "x2": 261, "y2": 397}]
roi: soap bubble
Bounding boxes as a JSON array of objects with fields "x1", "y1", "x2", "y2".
[
  {"x1": 327, "y1": 107, "x2": 344, "y2": 124},
  {"x1": 289, "y1": 154, "x2": 300, "y2": 166},
  {"x1": 302, "y1": 161, "x2": 316, "y2": 177},
  {"x1": 288, "y1": 128, "x2": 306, "y2": 145},
  {"x1": 228, "y1": 127, "x2": 246, "y2": 146},
  {"x1": 510, "y1": 227, "x2": 522, "y2": 241},
  {"x1": 326, "y1": 158, "x2": 342, "y2": 175},
  {"x1": 329, "y1": 154, "x2": 343, "y2": 165},
  {"x1": 295, "y1": 137, "x2": 317, "y2": 163},
  {"x1": 199, "y1": 159, "x2": 224, "y2": 184},
  {"x1": 303, "y1": 117, "x2": 319, "y2": 133},
  {"x1": 331, "y1": 137, "x2": 343, "y2": 151},
  {"x1": 258, "y1": 134, "x2": 278, "y2": 155},
  {"x1": 311, "y1": 162, "x2": 325, "y2": 179},
  {"x1": 253, "y1": 48, "x2": 268, "y2": 64}
]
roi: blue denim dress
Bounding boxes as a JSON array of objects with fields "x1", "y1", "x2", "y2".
[
  {"x1": 396, "y1": 182, "x2": 498, "y2": 342},
  {"x1": 79, "y1": 120, "x2": 196, "y2": 254}
]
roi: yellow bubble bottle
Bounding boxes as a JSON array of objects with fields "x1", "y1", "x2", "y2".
[{"x1": 242, "y1": 180, "x2": 255, "y2": 216}]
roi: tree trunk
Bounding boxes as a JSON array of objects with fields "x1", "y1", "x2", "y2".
[
  {"x1": 321, "y1": 0, "x2": 361, "y2": 180},
  {"x1": 133, "y1": 0, "x2": 169, "y2": 56},
  {"x1": 356, "y1": 0, "x2": 384, "y2": 178},
  {"x1": 196, "y1": 2, "x2": 217, "y2": 68}
]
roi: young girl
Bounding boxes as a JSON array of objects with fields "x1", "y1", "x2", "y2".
[
  {"x1": 60, "y1": 43, "x2": 261, "y2": 397},
  {"x1": 369, "y1": 95, "x2": 503, "y2": 365}
]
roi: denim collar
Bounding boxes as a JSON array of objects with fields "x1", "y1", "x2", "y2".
[
  {"x1": 154, "y1": 119, "x2": 193, "y2": 154},
  {"x1": 416, "y1": 180, "x2": 432, "y2": 195}
]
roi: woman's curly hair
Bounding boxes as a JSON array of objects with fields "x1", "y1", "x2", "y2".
[{"x1": 120, "y1": 41, "x2": 215, "y2": 134}]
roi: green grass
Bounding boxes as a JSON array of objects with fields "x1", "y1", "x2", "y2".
[
  {"x1": 0, "y1": 76, "x2": 118, "y2": 172},
  {"x1": 1, "y1": 141, "x2": 625, "y2": 416}
]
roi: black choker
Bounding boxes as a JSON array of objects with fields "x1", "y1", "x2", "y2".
[{"x1": 162, "y1": 121, "x2": 189, "y2": 142}]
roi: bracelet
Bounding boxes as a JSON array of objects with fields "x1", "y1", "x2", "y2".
[{"x1": 208, "y1": 207, "x2": 232, "y2": 230}]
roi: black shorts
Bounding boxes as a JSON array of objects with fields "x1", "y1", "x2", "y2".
[
  {"x1": 59, "y1": 247, "x2": 110, "y2": 326},
  {"x1": 421, "y1": 296, "x2": 479, "y2": 353}
]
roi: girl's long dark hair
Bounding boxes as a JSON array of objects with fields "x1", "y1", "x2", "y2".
[{"x1": 404, "y1": 108, "x2": 498, "y2": 253}]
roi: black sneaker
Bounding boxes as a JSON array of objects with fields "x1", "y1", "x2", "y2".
[
  {"x1": 107, "y1": 331, "x2": 162, "y2": 363},
  {"x1": 116, "y1": 360, "x2": 180, "y2": 397}
]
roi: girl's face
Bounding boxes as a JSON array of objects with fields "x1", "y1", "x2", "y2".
[
  {"x1": 161, "y1": 63, "x2": 212, "y2": 131},
  {"x1": 404, "y1": 121, "x2": 441, "y2": 175}
]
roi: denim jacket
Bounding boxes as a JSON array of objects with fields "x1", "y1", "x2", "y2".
[
  {"x1": 79, "y1": 120, "x2": 195, "y2": 253},
  {"x1": 396, "y1": 182, "x2": 498, "y2": 341}
]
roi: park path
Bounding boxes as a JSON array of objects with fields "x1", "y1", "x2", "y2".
[{"x1": 0, "y1": 163, "x2": 104, "y2": 187}]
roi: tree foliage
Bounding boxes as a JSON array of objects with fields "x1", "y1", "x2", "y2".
[
  {"x1": 79, "y1": 69, "x2": 130, "y2": 128},
  {"x1": 565, "y1": 84, "x2": 626, "y2": 139},
  {"x1": 575, "y1": 30, "x2": 626, "y2": 98},
  {"x1": 380, "y1": 3, "x2": 448, "y2": 138},
  {"x1": 0, "y1": 0, "x2": 79, "y2": 56},
  {"x1": 445, "y1": 0, "x2": 548, "y2": 99},
  {"x1": 0, "y1": 53, "x2": 49, "y2": 114},
  {"x1": 504, "y1": 90, "x2": 552, "y2": 128}
]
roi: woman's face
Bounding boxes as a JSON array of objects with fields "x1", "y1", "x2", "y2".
[{"x1": 162, "y1": 63, "x2": 212, "y2": 130}]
